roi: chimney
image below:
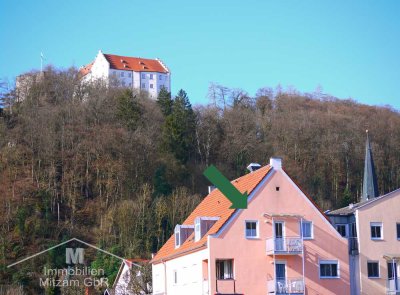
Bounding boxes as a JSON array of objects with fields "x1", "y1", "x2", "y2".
[
  {"x1": 269, "y1": 157, "x2": 282, "y2": 170},
  {"x1": 247, "y1": 163, "x2": 261, "y2": 172}
]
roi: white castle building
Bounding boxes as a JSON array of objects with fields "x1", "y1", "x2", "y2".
[{"x1": 79, "y1": 50, "x2": 170, "y2": 98}]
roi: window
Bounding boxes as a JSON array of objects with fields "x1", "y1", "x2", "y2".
[
  {"x1": 174, "y1": 226, "x2": 180, "y2": 248},
  {"x1": 336, "y1": 224, "x2": 347, "y2": 237},
  {"x1": 150, "y1": 84, "x2": 154, "y2": 89},
  {"x1": 370, "y1": 222, "x2": 383, "y2": 240},
  {"x1": 173, "y1": 270, "x2": 178, "y2": 285},
  {"x1": 216, "y1": 260, "x2": 233, "y2": 280},
  {"x1": 159, "y1": 75, "x2": 163, "y2": 80},
  {"x1": 195, "y1": 217, "x2": 201, "y2": 241},
  {"x1": 128, "y1": 72, "x2": 132, "y2": 77},
  {"x1": 120, "y1": 72, "x2": 124, "y2": 77},
  {"x1": 301, "y1": 221, "x2": 313, "y2": 239},
  {"x1": 320, "y1": 260, "x2": 339, "y2": 278},
  {"x1": 367, "y1": 261, "x2": 379, "y2": 278},
  {"x1": 141, "y1": 73, "x2": 145, "y2": 79},
  {"x1": 245, "y1": 221, "x2": 258, "y2": 238},
  {"x1": 150, "y1": 74, "x2": 154, "y2": 80},
  {"x1": 141, "y1": 83, "x2": 146, "y2": 89},
  {"x1": 397, "y1": 223, "x2": 400, "y2": 240},
  {"x1": 112, "y1": 71, "x2": 117, "y2": 76}
]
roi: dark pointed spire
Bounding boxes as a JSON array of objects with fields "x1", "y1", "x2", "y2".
[{"x1": 361, "y1": 130, "x2": 379, "y2": 202}]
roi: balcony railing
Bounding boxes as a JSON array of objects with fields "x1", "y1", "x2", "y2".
[
  {"x1": 386, "y1": 278, "x2": 400, "y2": 294},
  {"x1": 267, "y1": 277, "x2": 304, "y2": 294},
  {"x1": 266, "y1": 237, "x2": 303, "y2": 255}
]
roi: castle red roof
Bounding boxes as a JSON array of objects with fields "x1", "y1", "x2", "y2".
[{"x1": 103, "y1": 53, "x2": 168, "y2": 73}]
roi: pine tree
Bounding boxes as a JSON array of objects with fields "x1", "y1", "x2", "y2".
[
  {"x1": 163, "y1": 89, "x2": 196, "y2": 163},
  {"x1": 157, "y1": 87, "x2": 173, "y2": 116}
]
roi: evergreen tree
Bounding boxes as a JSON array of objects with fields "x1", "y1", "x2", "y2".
[
  {"x1": 153, "y1": 165, "x2": 172, "y2": 197},
  {"x1": 340, "y1": 187, "x2": 353, "y2": 208},
  {"x1": 157, "y1": 87, "x2": 173, "y2": 116},
  {"x1": 116, "y1": 89, "x2": 142, "y2": 130},
  {"x1": 163, "y1": 89, "x2": 196, "y2": 163}
]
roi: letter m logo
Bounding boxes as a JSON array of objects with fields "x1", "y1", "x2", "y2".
[{"x1": 66, "y1": 248, "x2": 84, "y2": 264}]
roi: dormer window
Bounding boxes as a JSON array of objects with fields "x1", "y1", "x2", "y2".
[
  {"x1": 194, "y1": 217, "x2": 219, "y2": 242},
  {"x1": 174, "y1": 224, "x2": 194, "y2": 248},
  {"x1": 175, "y1": 226, "x2": 181, "y2": 248}
]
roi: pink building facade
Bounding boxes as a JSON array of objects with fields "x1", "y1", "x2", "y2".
[
  {"x1": 152, "y1": 158, "x2": 350, "y2": 295},
  {"x1": 329, "y1": 189, "x2": 400, "y2": 295}
]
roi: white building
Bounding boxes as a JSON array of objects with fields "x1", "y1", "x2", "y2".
[{"x1": 80, "y1": 50, "x2": 170, "y2": 98}]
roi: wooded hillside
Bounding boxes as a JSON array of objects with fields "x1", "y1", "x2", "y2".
[{"x1": 0, "y1": 67, "x2": 399, "y2": 293}]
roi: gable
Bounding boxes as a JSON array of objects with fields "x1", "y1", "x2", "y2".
[{"x1": 151, "y1": 166, "x2": 272, "y2": 263}]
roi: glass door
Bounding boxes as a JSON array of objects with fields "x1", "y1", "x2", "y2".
[
  {"x1": 276, "y1": 262, "x2": 286, "y2": 294},
  {"x1": 388, "y1": 261, "x2": 398, "y2": 292},
  {"x1": 274, "y1": 221, "x2": 285, "y2": 251}
]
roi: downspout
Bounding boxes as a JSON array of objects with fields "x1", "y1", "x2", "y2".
[
  {"x1": 272, "y1": 216, "x2": 276, "y2": 293},
  {"x1": 162, "y1": 259, "x2": 167, "y2": 295},
  {"x1": 301, "y1": 217, "x2": 305, "y2": 293}
]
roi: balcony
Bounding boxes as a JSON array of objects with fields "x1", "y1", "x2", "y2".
[
  {"x1": 386, "y1": 278, "x2": 400, "y2": 295},
  {"x1": 267, "y1": 277, "x2": 304, "y2": 294},
  {"x1": 266, "y1": 237, "x2": 303, "y2": 255}
]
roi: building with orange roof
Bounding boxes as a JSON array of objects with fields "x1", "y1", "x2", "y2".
[
  {"x1": 80, "y1": 50, "x2": 170, "y2": 98},
  {"x1": 151, "y1": 158, "x2": 351, "y2": 295}
]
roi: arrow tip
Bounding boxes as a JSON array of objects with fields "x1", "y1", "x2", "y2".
[{"x1": 229, "y1": 192, "x2": 248, "y2": 209}]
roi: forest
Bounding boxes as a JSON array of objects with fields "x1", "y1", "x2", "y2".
[{"x1": 0, "y1": 67, "x2": 399, "y2": 294}]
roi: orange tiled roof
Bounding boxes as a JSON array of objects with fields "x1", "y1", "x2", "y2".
[
  {"x1": 151, "y1": 165, "x2": 272, "y2": 263},
  {"x1": 79, "y1": 62, "x2": 94, "y2": 77},
  {"x1": 103, "y1": 53, "x2": 168, "y2": 73}
]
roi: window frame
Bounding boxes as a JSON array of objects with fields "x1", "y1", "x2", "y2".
[
  {"x1": 319, "y1": 260, "x2": 340, "y2": 279},
  {"x1": 301, "y1": 220, "x2": 314, "y2": 240},
  {"x1": 173, "y1": 270, "x2": 178, "y2": 285},
  {"x1": 141, "y1": 73, "x2": 146, "y2": 79},
  {"x1": 150, "y1": 74, "x2": 154, "y2": 80},
  {"x1": 245, "y1": 220, "x2": 259, "y2": 239},
  {"x1": 367, "y1": 261, "x2": 380, "y2": 278},
  {"x1": 150, "y1": 83, "x2": 154, "y2": 89},
  {"x1": 370, "y1": 222, "x2": 383, "y2": 240},
  {"x1": 216, "y1": 259, "x2": 234, "y2": 280},
  {"x1": 335, "y1": 224, "x2": 348, "y2": 237},
  {"x1": 141, "y1": 83, "x2": 146, "y2": 89},
  {"x1": 396, "y1": 223, "x2": 400, "y2": 240}
]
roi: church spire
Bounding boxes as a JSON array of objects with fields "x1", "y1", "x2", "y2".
[{"x1": 361, "y1": 130, "x2": 378, "y2": 202}]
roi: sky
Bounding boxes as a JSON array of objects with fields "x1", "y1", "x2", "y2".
[{"x1": 1, "y1": 0, "x2": 399, "y2": 110}]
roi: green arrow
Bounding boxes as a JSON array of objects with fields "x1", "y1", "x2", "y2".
[{"x1": 203, "y1": 165, "x2": 248, "y2": 209}]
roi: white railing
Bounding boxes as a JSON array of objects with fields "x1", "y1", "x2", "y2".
[
  {"x1": 266, "y1": 237, "x2": 303, "y2": 254},
  {"x1": 387, "y1": 279, "x2": 400, "y2": 294},
  {"x1": 267, "y1": 277, "x2": 304, "y2": 294}
]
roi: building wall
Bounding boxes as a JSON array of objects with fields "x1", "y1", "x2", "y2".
[
  {"x1": 114, "y1": 263, "x2": 131, "y2": 295},
  {"x1": 356, "y1": 191, "x2": 400, "y2": 295},
  {"x1": 152, "y1": 249, "x2": 209, "y2": 295},
  {"x1": 82, "y1": 52, "x2": 171, "y2": 98},
  {"x1": 90, "y1": 52, "x2": 110, "y2": 81},
  {"x1": 139, "y1": 72, "x2": 170, "y2": 98},
  {"x1": 208, "y1": 168, "x2": 351, "y2": 295},
  {"x1": 108, "y1": 69, "x2": 134, "y2": 88}
]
